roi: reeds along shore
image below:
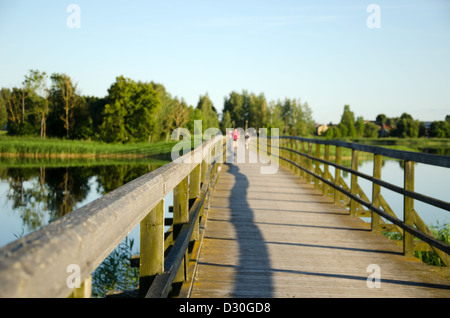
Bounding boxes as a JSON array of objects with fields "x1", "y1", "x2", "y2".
[{"x1": 0, "y1": 135, "x2": 177, "y2": 158}]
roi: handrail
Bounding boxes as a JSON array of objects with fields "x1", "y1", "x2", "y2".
[
  {"x1": 278, "y1": 146, "x2": 450, "y2": 212},
  {"x1": 0, "y1": 134, "x2": 224, "y2": 298},
  {"x1": 273, "y1": 136, "x2": 450, "y2": 266},
  {"x1": 281, "y1": 136, "x2": 450, "y2": 168}
]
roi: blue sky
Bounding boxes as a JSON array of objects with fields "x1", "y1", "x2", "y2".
[{"x1": 0, "y1": 0, "x2": 449, "y2": 124}]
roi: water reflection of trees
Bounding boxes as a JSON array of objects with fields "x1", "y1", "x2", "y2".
[{"x1": 0, "y1": 163, "x2": 163, "y2": 235}]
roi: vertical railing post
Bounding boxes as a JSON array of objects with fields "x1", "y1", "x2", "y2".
[
  {"x1": 173, "y1": 175, "x2": 189, "y2": 285},
  {"x1": 201, "y1": 155, "x2": 207, "y2": 187},
  {"x1": 294, "y1": 139, "x2": 300, "y2": 176},
  {"x1": 174, "y1": 176, "x2": 189, "y2": 236},
  {"x1": 371, "y1": 154, "x2": 382, "y2": 233},
  {"x1": 189, "y1": 164, "x2": 201, "y2": 241},
  {"x1": 300, "y1": 141, "x2": 306, "y2": 179},
  {"x1": 404, "y1": 161, "x2": 415, "y2": 257},
  {"x1": 307, "y1": 142, "x2": 312, "y2": 184},
  {"x1": 289, "y1": 139, "x2": 297, "y2": 173},
  {"x1": 350, "y1": 149, "x2": 359, "y2": 216},
  {"x1": 315, "y1": 143, "x2": 321, "y2": 190},
  {"x1": 334, "y1": 146, "x2": 342, "y2": 204},
  {"x1": 323, "y1": 144, "x2": 330, "y2": 196},
  {"x1": 139, "y1": 200, "x2": 164, "y2": 297},
  {"x1": 70, "y1": 276, "x2": 92, "y2": 298}
]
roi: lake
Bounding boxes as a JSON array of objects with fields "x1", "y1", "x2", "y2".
[
  {"x1": 334, "y1": 158, "x2": 450, "y2": 226},
  {"x1": 0, "y1": 159, "x2": 174, "y2": 253}
]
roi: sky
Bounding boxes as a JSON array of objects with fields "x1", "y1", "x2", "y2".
[{"x1": 0, "y1": 0, "x2": 449, "y2": 125}]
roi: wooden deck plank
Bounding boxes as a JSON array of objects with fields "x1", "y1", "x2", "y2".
[{"x1": 190, "y1": 154, "x2": 450, "y2": 298}]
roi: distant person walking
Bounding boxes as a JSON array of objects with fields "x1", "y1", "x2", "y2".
[
  {"x1": 245, "y1": 131, "x2": 250, "y2": 149},
  {"x1": 232, "y1": 128, "x2": 239, "y2": 148}
]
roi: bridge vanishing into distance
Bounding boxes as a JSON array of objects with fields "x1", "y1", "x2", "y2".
[{"x1": 0, "y1": 135, "x2": 449, "y2": 298}]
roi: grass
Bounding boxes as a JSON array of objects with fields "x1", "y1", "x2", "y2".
[
  {"x1": 382, "y1": 222, "x2": 450, "y2": 267},
  {"x1": 0, "y1": 135, "x2": 178, "y2": 159}
]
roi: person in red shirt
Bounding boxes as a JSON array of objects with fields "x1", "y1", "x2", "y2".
[{"x1": 232, "y1": 128, "x2": 239, "y2": 148}]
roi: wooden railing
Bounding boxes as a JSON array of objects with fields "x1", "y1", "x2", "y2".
[
  {"x1": 0, "y1": 135, "x2": 225, "y2": 298},
  {"x1": 271, "y1": 136, "x2": 450, "y2": 268}
]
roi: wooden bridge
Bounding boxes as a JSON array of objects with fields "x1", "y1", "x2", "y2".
[{"x1": 0, "y1": 134, "x2": 449, "y2": 298}]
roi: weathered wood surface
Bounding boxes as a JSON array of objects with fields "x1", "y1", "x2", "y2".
[{"x1": 190, "y1": 152, "x2": 450, "y2": 298}]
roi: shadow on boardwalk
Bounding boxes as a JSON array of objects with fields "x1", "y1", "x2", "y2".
[{"x1": 226, "y1": 163, "x2": 273, "y2": 297}]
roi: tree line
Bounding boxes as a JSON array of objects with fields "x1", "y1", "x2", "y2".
[
  {"x1": 1, "y1": 70, "x2": 448, "y2": 142},
  {"x1": 0, "y1": 70, "x2": 316, "y2": 142},
  {"x1": 325, "y1": 105, "x2": 450, "y2": 139}
]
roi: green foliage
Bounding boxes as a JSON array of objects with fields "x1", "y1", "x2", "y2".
[
  {"x1": 6, "y1": 69, "x2": 450, "y2": 144},
  {"x1": 364, "y1": 121, "x2": 380, "y2": 138},
  {"x1": 383, "y1": 222, "x2": 450, "y2": 267},
  {"x1": 0, "y1": 95, "x2": 6, "y2": 129},
  {"x1": 99, "y1": 76, "x2": 161, "y2": 143},
  {"x1": 429, "y1": 121, "x2": 450, "y2": 138},
  {"x1": 91, "y1": 236, "x2": 139, "y2": 297},
  {"x1": 389, "y1": 113, "x2": 420, "y2": 138},
  {"x1": 195, "y1": 93, "x2": 219, "y2": 132},
  {"x1": 339, "y1": 105, "x2": 357, "y2": 137},
  {"x1": 220, "y1": 110, "x2": 232, "y2": 133},
  {"x1": 222, "y1": 90, "x2": 313, "y2": 136}
]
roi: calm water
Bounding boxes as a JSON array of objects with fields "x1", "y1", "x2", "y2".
[
  {"x1": 326, "y1": 158, "x2": 450, "y2": 227},
  {"x1": 0, "y1": 160, "x2": 173, "y2": 252}
]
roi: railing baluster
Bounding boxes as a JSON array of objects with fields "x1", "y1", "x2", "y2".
[
  {"x1": 294, "y1": 139, "x2": 300, "y2": 176},
  {"x1": 334, "y1": 146, "x2": 342, "y2": 204},
  {"x1": 404, "y1": 161, "x2": 415, "y2": 257},
  {"x1": 372, "y1": 154, "x2": 382, "y2": 232},
  {"x1": 307, "y1": 142, "x2": 312, "y2": 184},
  {"x1": 323, "y1": 144, "x2": 330, "y2": 196},
  {"x1": 189, "y1": 164, "x2": 201, "y2": 241},
  {"x1": 173, "y1": 176, "x2": 189, "y2": 286},
  {"x1": 315, "y1": 143, "x2": 321, "y2": 189},
  {"x1": 139, "y1": 200, "x2": 164, "y2": 297},
  {"x1": 350, "y1": 149, "x2": 359, "y2": 216},
  {"x1": 300, "y1": 141, "x2": 306, "y2": 179}
]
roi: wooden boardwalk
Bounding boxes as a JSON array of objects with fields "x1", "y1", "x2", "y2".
[{"x1": 190, "y1": 152, "x2": 450, "y2": 298}]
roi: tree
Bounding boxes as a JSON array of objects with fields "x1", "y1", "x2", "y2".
[
  {"x1": 364, "y1": 122, "x2": 379, "y2": 138},
  {"x1": 376, "y1": 114, "x2": 387, "y2": 124},
  {"x1": 267, "y1": 100, "x2": 284, "y2": 133},
  {"x1": 391, "y1": 113, "x2": 420, "y2": 138},
  {"x1": 0, "y1": 92, "x2": 6, "y2": 129},
  {"x1": 171, "y1": 99, "x2": 190, "y2": 140},
  {"x1": 339, "y1": 105, "x2": 356, "y2": 137},
  {"x1": 3, "y1": 87, "x2": 36, "y2": 135},
  {"x1": 429, "y1": 121, "x2": 450, "y2": 138},
  {"x1": 196, "y1": 93, "x2": 219, "y2": 132},
  {"x1": 290, "y1": 99, "x2": 314, "y2": 136},
  {"x1": 220, "y1": 110, "x2": 232, "y2": 133},
  {"x1": 355, "y1": 116, "x2": 365, "y2": 138},
  {"x1": 50, "y1": 73, "x2": 78, "y2": 139},
  {"x1": 100, "y1": 76, "x2": 160, "y2": 143},
  {"x1": 72, "y1": 96, "x2": 93, "y2": 139},
  {"x1": 223, "y1": 91, "x2": 245, "y2": 128},
  {"x1": 23, "y1": 70, "x2": 49, "y2": 138},
  {"x1": 152, "y1": 82, "x2": 177, "y2": 141}
]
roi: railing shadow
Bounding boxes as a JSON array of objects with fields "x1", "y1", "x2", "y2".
[{"x1": 226, "y1": 162, "x2": 273, "y2": 297}]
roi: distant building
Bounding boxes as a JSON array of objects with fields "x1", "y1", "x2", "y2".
[
  {"x1": 378, "y1": 123, "x2": 392, "y2": 137},
  {"x1": 315, "y1": 124, "x2": 328, "y2": 136}
]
